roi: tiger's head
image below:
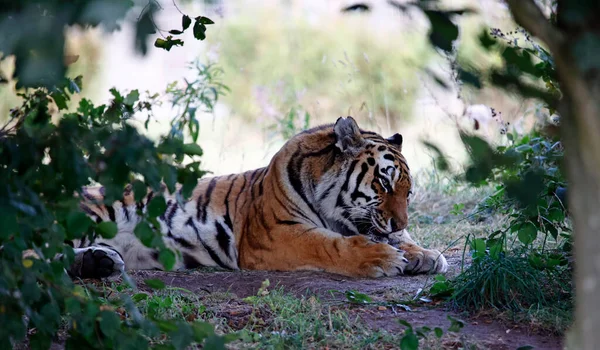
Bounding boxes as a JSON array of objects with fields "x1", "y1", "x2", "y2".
[{"x1": 322, "y1": 117, "x2": 412, "y2": 243}]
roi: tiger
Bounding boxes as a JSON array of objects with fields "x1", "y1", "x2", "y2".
[{"x1": 67, "y1": 117, "x2": 448, "y2": 279}]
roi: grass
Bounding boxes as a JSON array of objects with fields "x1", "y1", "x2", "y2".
[
  {"x1": 115, "y1": 285, "x2": 486, "y2": 350},
  {"x1": 407, "y1": 168, "x2": 503, "y2": 253}
]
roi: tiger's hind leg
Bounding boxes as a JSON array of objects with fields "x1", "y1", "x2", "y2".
[{"x1": 68, "y1": 246, "x2": 125, "y2": 279}]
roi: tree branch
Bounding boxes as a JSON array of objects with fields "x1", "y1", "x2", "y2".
[{"x1": 504, "y1": 0, "x2": 564, "y2": 53}]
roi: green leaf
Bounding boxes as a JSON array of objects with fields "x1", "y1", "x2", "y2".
[
  {"x1": 192, "y1": 322, "x2": 216, "y2": 343},
  {"x1": 66, "y1": 212, "x2": 93, "y2": 238},
  {"x1": 159, "y1": 248, "x2": 176, "y2": 271},
  {"x1": 422, "y1": 141, "x2": 449, "y2": 171},
  {"x1": 423, "y1": 10, "x2": 459, "y2": 53},
  {"x1": 169, "y1": 29, "x2": 184, "y2": 35},
  {"x1": 182, "y1": 15, "x2": 192, "y2": 30},
  {"x1": 516, "y1": 346, "x2": 534, "y2": 350},
  {"x1": 434, "y1": 327, "x2": 444, "y2": 338},
  {"x1": 97, "y1": 221, "x2": 118, "y2": 239},
  {"x1": 132, "y1": 293, "x2": 149, "y2": 302},
  {"x1": 170, "y1": 323, "x2": 194, "y2": 350},
  {"x1": 197, "y1": 16, "x2": 215, "y2": 25},
  {"x1": 400, "y1": 331, "x2": 418, "y2": 350},
  {"x1": 51, "y1": 91, "x2": 68, "y2": 110},
  {"x1": 193, "y1": 21, "x2": 207, "y2": 40},
  {"x1": 345, "y1": 290, "x2": 372, "y2": 304},
  {"x1": 472, "y1": 238, "x2": 486, "y2": 258},
  {"x1": 182, "y1": 143, "x2": 203, "y2": 156},
  {"x1": 144, "y1": 278, "x2": 166, "y2": 289},
  {"x1": 147, "y1": 196, "x2": 166, "y2": 218},
  {"x1": 154, "y1": 36, "x2": 184, "y2": 51},
  {"x1": 518, "y1": 223, "x2": 538, "y2": 245},
  {"x1": 0, "y1": 206, "x2": 18, "y2": 239},
  {"x1": 447, "y1": 315, "x2": 465, "y2": 332},
  {"x1": 134, "y1": 221, "x2": 155, "y2": 246},
  {"x1": 124, "y1": 89, "x2": 140, "y2": 105},
  {"x1": 99, "y1": 310, "x2": 121, "y2": 337},
  {"x1": 398, "y1": 319, "x2": 413, "y2": 329},
  {"x1": 132, "y1": 180, "x2": 147, "y2": 203},
  {"x1": 204, "y1": 335, "x2": 226, "y2": 350}
]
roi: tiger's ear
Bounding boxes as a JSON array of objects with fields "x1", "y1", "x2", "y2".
[
  {"x1": 386, "y1": 133, "x2": 403, "y2": 150},
  {"x1": 334, "y1": 116, "x2": 363, "y2": 152}
]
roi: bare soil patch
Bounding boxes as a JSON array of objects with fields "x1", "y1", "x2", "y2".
[{"x1": 129, "y1": 254, "x2": 563, "y2": 349}]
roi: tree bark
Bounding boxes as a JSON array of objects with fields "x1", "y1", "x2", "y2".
[{"x1": 505, "y1": 1, "x2": 600, "y2": 348}]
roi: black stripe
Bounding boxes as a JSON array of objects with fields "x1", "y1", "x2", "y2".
[
  {"x1": 196, "y1": 194, "x2": 204, "y2": 221},
  {"x1": 186, "y1": 218, "x2": 229, "y2": 269},
  {"x1": 215, "y1": 221, "x2": 232, "y2": 258},
  {"x1": 223, "y1": 177, "x2": 236, "y2": 231},
  {"x1": 201, "y1": 178, "x2": 217, "y2": 223},
  {"x1": 106, "y1": 206, "x2": 116, "y2": 222},
  {"x1": 318, "y1": 182, "x2": 337, "y2": 201},
  {"x1": 167, "y1": 231, "x2": 194, "y2": 249},
  {"x1": 249, "y1": 168, "x2": 265, "y2": 201},
  {"x1": 234, "y1": 174, "x2": 247, "y2": 213},
  {"x1": 351, "y1": 162, "x2": 370, "y2": 201},
  {"x1": 166, "y1": 201, "x2": 179, "y2": 228},
  {"x1": 286, "y1": 149, "x2": 327, "y2": 227},
  {"x1": 336, "y1": 159, "x2": 359, "y2": 207},
  {"x1": 383, "y1": 154, "x2": 395, "y2": 161},
  {"x1": 119, "y1": 200, "x2": 130, "y2": 221},
  {"x1": 274, "y1": 215, "x2": 302, "y2": 226},
  {"x1": 80, "y1": 204, "x2": 103, "y2": 223},
  {"x1": 273, "y1": 181, "x2": 313, "y2": 224}
]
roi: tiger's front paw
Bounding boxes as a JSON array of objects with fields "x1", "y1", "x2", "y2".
[
  {"x1": 69, "y1": 247, "x2": 125, "y2": 279},
  {"x1": 351, "y1": 238, "x2": 409, "y2": 277},
  {"x1": 401, "y1": 244, "x2": 448, "y2": 275}
]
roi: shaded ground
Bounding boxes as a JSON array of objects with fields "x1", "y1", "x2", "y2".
[{"x1": 129, "y1": 254, "x2": 562, "y2": 349}]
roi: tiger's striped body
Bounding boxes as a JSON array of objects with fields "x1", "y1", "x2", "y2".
[{"x1": 72, "y1": 117, "x2": 447, "y2": 279}]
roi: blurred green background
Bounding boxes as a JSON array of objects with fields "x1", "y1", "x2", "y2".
[{"x1": 0, "y1": 0, "x2": 528, "y2": 175}]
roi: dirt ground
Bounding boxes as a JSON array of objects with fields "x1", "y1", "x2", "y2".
[{"x1": 129, "y1": 254, "x2": 563, "y2": 350}]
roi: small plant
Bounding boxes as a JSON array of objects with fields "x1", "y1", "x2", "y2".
[
  {"x1": 165, "y1": 60, "x2": 230, "y2": 143},
  {"x1": 398, "y1": 315, "x2": 465, "y2": 350},
  {"x1": 267, "y1": 106, "x2": 311, "y2": 141},
  {"x1": 450, "y1": 203, "x2": 465, "y2": 216}
]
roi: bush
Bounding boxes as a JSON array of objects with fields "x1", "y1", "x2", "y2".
[{"x1": 0, "y1": 74, "x2": 233, "y2": 349}]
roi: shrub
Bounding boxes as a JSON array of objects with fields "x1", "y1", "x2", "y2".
[{"x1": 0, "y1": 74, "x2": 232, "y2": 349}]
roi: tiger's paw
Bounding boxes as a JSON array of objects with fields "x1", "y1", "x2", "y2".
[
  {"x1": 401, "y1": 244, "x2": 448, "y2": 275},
  {"x1": 377, "y1": 247, "x2": 410, "y2": 277},
  {"x1": 70, "y1": 246, "x2": 125, "y2": 279},
  {"x1": 351, "y1": 239, "x2": 409, "y2": 277}
]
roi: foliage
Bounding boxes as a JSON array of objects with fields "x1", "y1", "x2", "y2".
[
  {"x1": 0, "y1": 0, "x2": 213, "y2": 88},
  {"x1": 409, "y1": 3, "x2": 573, "y2": 324},
  {"x1": 165, "y1": 60, "x2": 229, "y2": 144},
  {"x1": 0, "y1": 70, "x2": 232, "y2": 348},
  {"x1": 451, "y1": 254, "x2": 569, "y2": 311},
  {"x1": 397, "y1": 315, "x2": 465, "y2": 350},
  {"x1": 266, "y1": 106, "x2": 311, "y2": 141}
]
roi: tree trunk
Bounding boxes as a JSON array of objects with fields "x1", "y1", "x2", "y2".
[{"x1": 505, "y1": 1, "x2": 600, "y2": 348}]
